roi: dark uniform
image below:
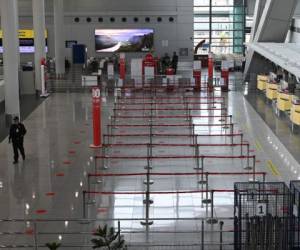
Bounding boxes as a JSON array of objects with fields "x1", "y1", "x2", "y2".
[
  {"x1": 171, "y1": 52, "x2": 179, "y2": 74},
  {"x1": 9, "y1": 119, "x2": 26, "y2": 163}
]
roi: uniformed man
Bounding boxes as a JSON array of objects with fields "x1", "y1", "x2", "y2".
[{"x1": 9, "y1": 117, "x2": 27, "y2": 164}]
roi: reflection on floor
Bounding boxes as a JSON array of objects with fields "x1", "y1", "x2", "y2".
[
  {"x1": 245, "y1": 90, "x2": 300, "y2": 164},
  {"x1": 0, "y1": 87, "x2": 298, "y2": 249},
  {"x1": 0, "y1": 94, "x2": 43, "y2": 142}
]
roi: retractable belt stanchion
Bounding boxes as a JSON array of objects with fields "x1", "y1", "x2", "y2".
[
  {"x1": 244, "y1": 144, "x2": 251, "y2": 170},
  {"x1": 219, "y1": 221, "x2": 224, "y2": 250},
  {"x1": 207, "y1": 190, "x2": 218, "y2": 224}
]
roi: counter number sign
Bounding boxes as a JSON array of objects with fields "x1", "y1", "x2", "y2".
[{"x1": 92, "y1": 88, "x2": 101, "y2": 99}]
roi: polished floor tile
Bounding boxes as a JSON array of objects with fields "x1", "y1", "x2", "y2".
[{"x1": 0, "y1": 85, "x2": 299, "y2": 249}]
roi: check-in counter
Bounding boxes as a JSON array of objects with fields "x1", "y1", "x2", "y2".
[
  {"x1": 266, "y1": 82, "x2": 278, "y2": 100},
  {"x1": 276, "y1": 91, "x2": 293, "y2": 112},
  {"x1": 257, "y1": 75, "x2": 268, "y2": 91},
  {"x1": 290, "y1": 100, "x2": 300, "y2": 126}
]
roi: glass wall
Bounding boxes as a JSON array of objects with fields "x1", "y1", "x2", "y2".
[{"x1": 194, "y1": 0, "x2": 246, "y2": 54}]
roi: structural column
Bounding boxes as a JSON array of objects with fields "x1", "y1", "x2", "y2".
[
  {"x1": 32, "y1": 0, "x2": 46, "y2": 91},
  {"x1": 0, "y1": 0, "x2": 20, "y2": 118},
  {"x1": 54, "y1": 0, "x2": 65, "y2": 76}
]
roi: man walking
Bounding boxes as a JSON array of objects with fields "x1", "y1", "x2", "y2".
[
  {"x1": 9, "y1": 117, "x2": 26, "y2": 164},
  {"x1": 171, "y1": 51, "x2": 179, "y2": 74}
]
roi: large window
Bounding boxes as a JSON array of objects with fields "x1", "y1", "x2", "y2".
[{"x1": 194, "y1": 0, "x2": 246, "y2": 54}]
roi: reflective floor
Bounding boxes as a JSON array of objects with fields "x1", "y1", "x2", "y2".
[
  {"x1": 0, "y1": 94, "x2": 43, "y2": 142},
  {"x1": 0, "y1": 84, "x2": 299, "y2": 249}
]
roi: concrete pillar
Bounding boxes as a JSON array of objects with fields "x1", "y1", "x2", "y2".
[
  {"x1": 32, "y1": 0, "x2": 46, "y2": 91},
  {"x1": 0, "y1": 0, "x2": 20, "y2": 118},
  {"x1": 54, "y1": 0, "x2": 65, "y2": 76}
]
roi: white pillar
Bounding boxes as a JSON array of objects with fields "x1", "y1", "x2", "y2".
[
  {"x1": 0, "y1": 0, "x2": 20, "y2": 118},
  {"x1": 54, "y1": 0, "x2": 65, "y2": 76},
  {"x1": 32, "y1": 0, "x2": 46, "y2": 91}
]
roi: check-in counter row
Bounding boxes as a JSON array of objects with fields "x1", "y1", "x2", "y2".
[{"x1": 257, "y1": 74, "x2": 300, "y2": 130}]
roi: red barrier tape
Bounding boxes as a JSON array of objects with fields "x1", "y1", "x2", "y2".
[
  {"x1": 95, "y1": 155, "x2": 254, "y2": 160},
  {"x1": 112, "y1": 115, "x2": 231, "y2": 119},
  {"x1": 108, "y1": 123, "x2": 233, "y2": 128},
  {"x1": 85, "y1": 190, "x2": 235, "y2": 195},
  {"x1": 103, "y1": 133, "x2": 243, "y2": 137},
  {"x1": 102, "y1": 143, "x2": 248, "y2": 147},
  {"x1": 114, "y1": 108, "x2": 226, "y2": 111},
  {"x1": 121, "y1": 85, "x2": 213, "y2": 90},
  {"x1": 116, "y1": 102, "x2": 224, "y2": 106},
  {"x1": 88, "y1": 171, "x2": 266, "y2": 177},
  {"x1": 118, "y1": 97, "x2": 224, "y2": 100}
]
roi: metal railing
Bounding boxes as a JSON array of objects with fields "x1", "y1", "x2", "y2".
[{"x1": 0, "y1": 217, "x2": 236, "y2": 249}]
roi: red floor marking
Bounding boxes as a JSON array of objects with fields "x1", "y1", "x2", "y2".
[
  {"x1": 116, "y1": 141, "x2": 124, "y2": 144},
  {"x1": 73, "y1": 141, "x2": 81, "y2": 145},
  {"x1": 249, "y1": 150, "x2": 256, "y2": 153},
  {"x1": 256, "y1": 160, "x2": 261, "y2": 163},
  {"x1": 69, "y1": 150, "x2": 76, "y2": 155},
  {"x1": 46, "y1": 192, "x2": 55, "y2": 197},
  {"x1": 25, "y1": 229, "x2": 34, "y2": 235},
  {"x1": 120, "y1": 130, "x2": 126, "y2": 133},
  {"x1": 56, "y1": 173, "x2": 65, "y2": 177},
  {"x1": 97, "y1": 208, "x2": 108, "y2": 213},
  {"x1": 159, "y1": 141, "x2": 166, "y2": 144},
  {"x1": 63, "y1": 160, "x2": 72, "y2": 165},
  {"x1": 36, "y1": 209, "x2": 47, "y2": 215}
]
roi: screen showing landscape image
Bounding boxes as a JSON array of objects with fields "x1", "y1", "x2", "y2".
[{"x1": 95, "y1": 29, "x2": 154, "y2": 52}]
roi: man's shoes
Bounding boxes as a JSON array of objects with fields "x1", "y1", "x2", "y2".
[{"x1": 13, "y1": 161, "x2": 18, "y2": 164}]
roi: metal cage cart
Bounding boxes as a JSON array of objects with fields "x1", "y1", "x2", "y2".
[{"x1": 234, "y1": 182, "x2": 291, "y2": 250}]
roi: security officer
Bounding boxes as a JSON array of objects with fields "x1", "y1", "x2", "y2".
[{"x1": 9, "y1": 117, "x2": 27, "y2": 164}]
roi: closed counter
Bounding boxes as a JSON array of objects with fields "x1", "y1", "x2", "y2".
[
  {"x1": 257, "y1": 75, "x2": 268, "y2": 91},
  {"x1": 290, "y1": 101, "x2": 300, "y2": 126},
  {"x1": 277, "y1": 91, "x2": 293, "y2": 112},
  {"x1": 266, "y1": 82, "x2": 278, "y2": 100}
]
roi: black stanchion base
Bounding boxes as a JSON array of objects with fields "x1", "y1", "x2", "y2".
[
  {"x1": 144, "y1": 166, "x2": 153, "y2": 170},
  {"x1": 94, "y1": 179, "x2": 103, "y2": 184},
  {"x1": 143, "y1": 199, "x2": 154, "y2": 205},
  {"x1": 143, "y1": 180, "x2": 154, "y2": 185},
  {"x1": 243, "y1": 166, "x2": 252, "y2": 170},
  {"x1": 248, "y1": 178, "x2": 258, "y2": 182},
  {"x1": 202, "y1": 199, "x2": 212, "y2": 204},
  {"x1": 194, "y1": 167, "x2": 203, "y2": 171},
  {"x1": 207, "y1": 218, "x2": 218, "y2": 224},
  {"x1": 198, "y1": 180, "x2": 207, "y2": 185},
  {"x1": 79, "y1": 220, "x2": 91, "y2": 225},
  {"x1": 140, "y1": 221, "x2": 154, "y2": 226},
  {"x1": 222, "y1": 126, "x2": 230, "y2": 129},
  {"x1": 87, "y1": 200, "x2": 96, "y2": 205},
  {"x1": 219, "y1": 119, "x2": 226, "y2": 122}
]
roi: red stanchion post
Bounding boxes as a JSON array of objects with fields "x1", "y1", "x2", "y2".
[
  {"x1": 208, "y1": 53, "x2": 214, "y2": 93},
  {"x1": 221, "y1": 60, "x2": 230, "y2": 92},
  {"x1": 90, "y1": 87, "x2": 102, "y2": 148}
]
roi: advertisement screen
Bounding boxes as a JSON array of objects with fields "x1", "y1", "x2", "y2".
[
  {"x1": 95, "y1": 29, "x2": 154, "y2": 53},
  {"x1": 0, "y1": 29, "x2": 48, "y2": 53}
]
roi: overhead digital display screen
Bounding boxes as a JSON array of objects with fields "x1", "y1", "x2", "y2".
[{"x1": 95, "y1": 29, "x2": 154, "y2": 53}]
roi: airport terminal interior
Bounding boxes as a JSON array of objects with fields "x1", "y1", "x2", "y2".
[{"x1": 2, "y1": 0, "x2": 300, "y2": 249}]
